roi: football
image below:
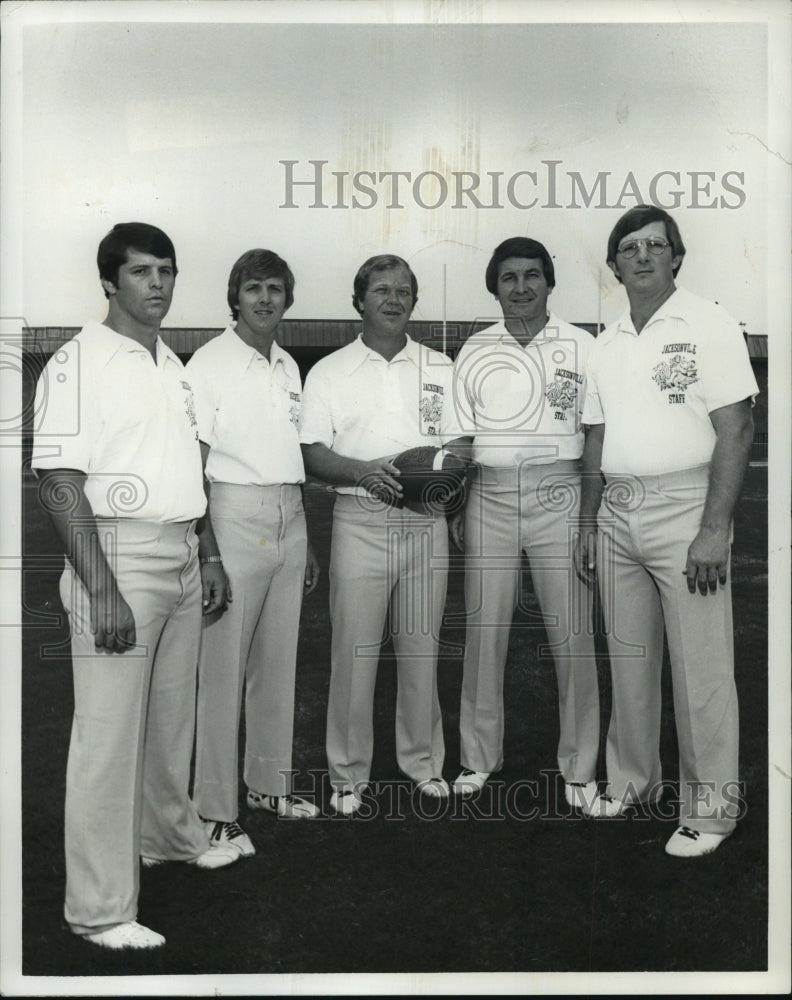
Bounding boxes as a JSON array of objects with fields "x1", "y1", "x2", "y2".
[{"x1": 390, "y1": 446, "x2": 468, "y2": 510}]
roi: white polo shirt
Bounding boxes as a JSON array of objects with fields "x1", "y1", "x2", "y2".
[
  {"x1": 32, "y1": 320, "x2": 206, "y2": 521},
  {"x1": 441, "y1": 314, "x2": 593, "y2": 467},
  {"x1": 299, "y1": 333, "x2": 454, "y2": 495},
  {"x1": 186, "y1": 327, "x2": 305, "y2": 486},
  {"x1": 582, "y1": 286, "x2": 759, "y2": 476}
]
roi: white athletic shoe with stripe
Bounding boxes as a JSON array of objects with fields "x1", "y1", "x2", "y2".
[
  {"x1": 141, "y1": 841, "x2": 241, "y2": 869},
  {"x1": 247, "y1": 790, "x2": 320, "y2": 819},
  {"x1": 204, "y1": 818, "x2": 256, "y2": 857}
]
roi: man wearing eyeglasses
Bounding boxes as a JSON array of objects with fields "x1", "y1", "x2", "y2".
[{"x1": 575, "y1": 205, "x2": 758, "y2": 857}]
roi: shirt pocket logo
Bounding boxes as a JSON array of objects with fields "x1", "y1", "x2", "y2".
[
  {"x1": 544, "y1": 374, "x2": 578, "y2": 421},
  {"x1": 181, "y1": 380, "x2": 199, "y2": 437},
  {"x1": 287, "y1": 390, "x2": 301, "y2": 427},
  {"x1": 651, "y1": 353, "x2": 698, "y2": 404},
  {"x1": 419, "y1": 387, "x2": 443, "y2": 434}
]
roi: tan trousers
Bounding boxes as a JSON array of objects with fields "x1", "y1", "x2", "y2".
[
  {"x1": 326, "y1": 495, "x2": 448, "y2": 791},
  {"x1": 60, "y1": 519, "x2": 209, "y2": 935},
  {"x1": 459, "y1": 461, "x2": 600, "y2": 779},
  {"x1": 597, "y1": 465, "x2": 740, "y2": 833},
  {"x1": 193, "y1": 483, "x2": 307, "y2": 820}
]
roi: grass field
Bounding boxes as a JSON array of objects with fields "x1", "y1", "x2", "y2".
[{"x1": 19, "y1": 465, "x2": 768, "y2": 979}]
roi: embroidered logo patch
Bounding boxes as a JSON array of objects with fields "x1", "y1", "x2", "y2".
[
  {"x1": 181, "y1": 380, "x2": 198, "y2": 436},
  {"x1": 651, "y1": 355, "x2": 698, "y2": 392},
  {"x1": 288, "y1": 390, "x2": 301, "y2": 427},
  {"x1": 419, "y1": 391, "x2": 443, "y2": 433},
  {"x1": 544, "y1": 375, "x2": 578, "y2": 421}
]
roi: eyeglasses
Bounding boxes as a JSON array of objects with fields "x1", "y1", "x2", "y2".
[{"x1": 617, "y1": 237, "x2": 671, "y2": 258}]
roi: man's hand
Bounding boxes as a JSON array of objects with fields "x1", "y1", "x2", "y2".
[
  {"x1": 358, "y1": 458, "x2": 403, "y2": 503},
  {"x1": 681, "y1": 399, "x2": 753, "y2": 597},
  {"x1": 201, "y1": 561, "x2": 232, "y2": 615},
  {"x1": 304, "y1": 541, "x2": 320, "y2": 595},
  {"x1": 89, "y1": 583, "x2": 137, "y2": 653},
  {"x1": 684, "y1": 526, "x2": 730, "y2": 595},
  {"x1": 449, "y1": 510, "x2": 465, "y2": 552},
  {"x1": 38, "y1": 467, "x2": 138, "y2": 652},
  {"x1": 573, "y1": 525, "x2": 598, "y2": 589},
  {"x1": 576, "y1": 424, "x2": 605, "y2": 589}
]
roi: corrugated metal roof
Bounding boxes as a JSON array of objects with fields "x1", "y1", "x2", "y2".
[
  {"x1": 745, "y1": 334, "x2": 768, "y2": 359},
  {"x1": 22, "y1": 324, "x2": 768, "y2": 358}
]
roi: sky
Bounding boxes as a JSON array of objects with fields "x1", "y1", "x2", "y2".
[{"x1": 3, "y1": 0, "x2": 786, "y2": 335}]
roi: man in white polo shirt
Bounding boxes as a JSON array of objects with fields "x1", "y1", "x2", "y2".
[
  {"x1": 32, "y1": 223, "x2": 239, "y2": 953},
  {"x1": 575, "y1": 205, "x2": 757, "y2": 857},
  {"x1": 187, "y1": 249, "x2": 320, "y2": 854},
  {"x1": 300, "y1": 254, "x2": 454, "y2": 815},
  {"x1": 441, "y1": 237, "x2": 600, "y2": 807}
]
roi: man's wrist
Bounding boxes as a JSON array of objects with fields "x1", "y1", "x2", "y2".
[
  {"x1": 697, "y1": 520, "x2": 731, "y2": 535},
  {"x1": 200, "y1": 554, "x2": 223, "y2": 564}
]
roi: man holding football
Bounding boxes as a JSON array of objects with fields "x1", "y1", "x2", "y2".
[
  {"x1": 300, "y1": 254, "x2": 460, "y2": 815},
  {"x1": 575, "y1": 205, "x2": 757, "y2": 856},
  {"x1": 442, "y1": 236, "x2": 601, "y2": 808}
]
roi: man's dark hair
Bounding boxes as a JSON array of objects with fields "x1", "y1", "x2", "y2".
[
  {"x1": 352, "y1": 254, "x2": 418, "y2": 316},
  {"x1": 227, "y1": 249, "x2": 295, "y2": 320},
  {"x1": 97, "y1": 223, "x2": 178, "y2": 298},
  {"x1": 485, "y1": 237, "x2": 555, "y2": 294},
  {"x1": 606, "y1": 205, "x2": 686, "y2": 282}
]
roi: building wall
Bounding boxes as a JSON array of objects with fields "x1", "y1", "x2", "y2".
[
  {"x1": 22, "y1": 319, "x2": 603, "y2": 359},
  {"x1": 21, "y1": 326, "x2": 769, "y2": 461}
]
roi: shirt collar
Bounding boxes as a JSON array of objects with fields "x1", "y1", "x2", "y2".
[
  {"x1": 222, "y1": 325, "x2": 288, "y2": 372},
  {"x1": 156, "y1": 336, "x2": 181, "y2": 369},
  {"x1": 496, "y1": 312, "x2": 563, "y2": 348},
  {"x1": 344, "y1": 331, "x2": 421, "y2": 374},
  {"x1": 83, "y1": 320, "x2": 178, "y2": 370},
  {"x1": 616, "y1": 286, "x2": 689, "y2": 337}
]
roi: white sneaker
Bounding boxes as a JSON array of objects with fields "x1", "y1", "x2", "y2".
[
  {"x1": 141, "y1": 841, "x2": 241, "y2": 869},
  {"x1": 665, "y1": 826, "x2": 729, "y2": 858},
  {"x1": 84, "y1": 920, "x2": 165, "y2": 950},
  {"x1": 564, "y1": 780, "x2": 598, "y2": 810},
  {"x1": 204, "y1": 818, "x2": 256, "y2": 857},
  {"x1": 584, "y1": 793, "x2": 630, "y2": 818},
  {"x1": 188, "y1": 842, "x2": 240, "y2": 869},
  {"x1": 452, "y1": 769, "x2": 490, "y2": 797},
  {"x1": 329, "y1": 789, "x2": 363, "y2": 815},
  {"x1": 416, "y1": 777, "x2": 450, "y2": 798},
  {"x1": 247, "y1": 790, "x2": 320, "y2": 819}
]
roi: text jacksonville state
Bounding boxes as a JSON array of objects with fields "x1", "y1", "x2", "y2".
[{"x1": 279, "y1": 159, "x2": 747, "y2": 211}]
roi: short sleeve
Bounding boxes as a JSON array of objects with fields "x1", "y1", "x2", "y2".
[
  {"x1": 574, "y1": 333, "x2": 593, "y2": 424},
  {"x1": 441, "y1": 346, "x2": 477, "y2": 440},
  {"x1": 298, "y1": 365, "x2": 335, "y2": 448},
  {"x1": 581, "y1": 358, "x2": 604, "y2": 426},
  {"x1": 700, "y1": 317, "x2": 759, "y2": 413},
  {"x1": 31, "y1": 339, "x2": 96, "y2": 473},
  {"x1": 184, "y1": 354, "x2": 216, "y2": 445}
]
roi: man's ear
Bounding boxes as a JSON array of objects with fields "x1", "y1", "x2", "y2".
[
  {"x1": 607, "y1": 260, "x2": 620, "y2": 280},
  {"x1": 101, "y1": 278, "x2": 117, "y2": 297}
]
